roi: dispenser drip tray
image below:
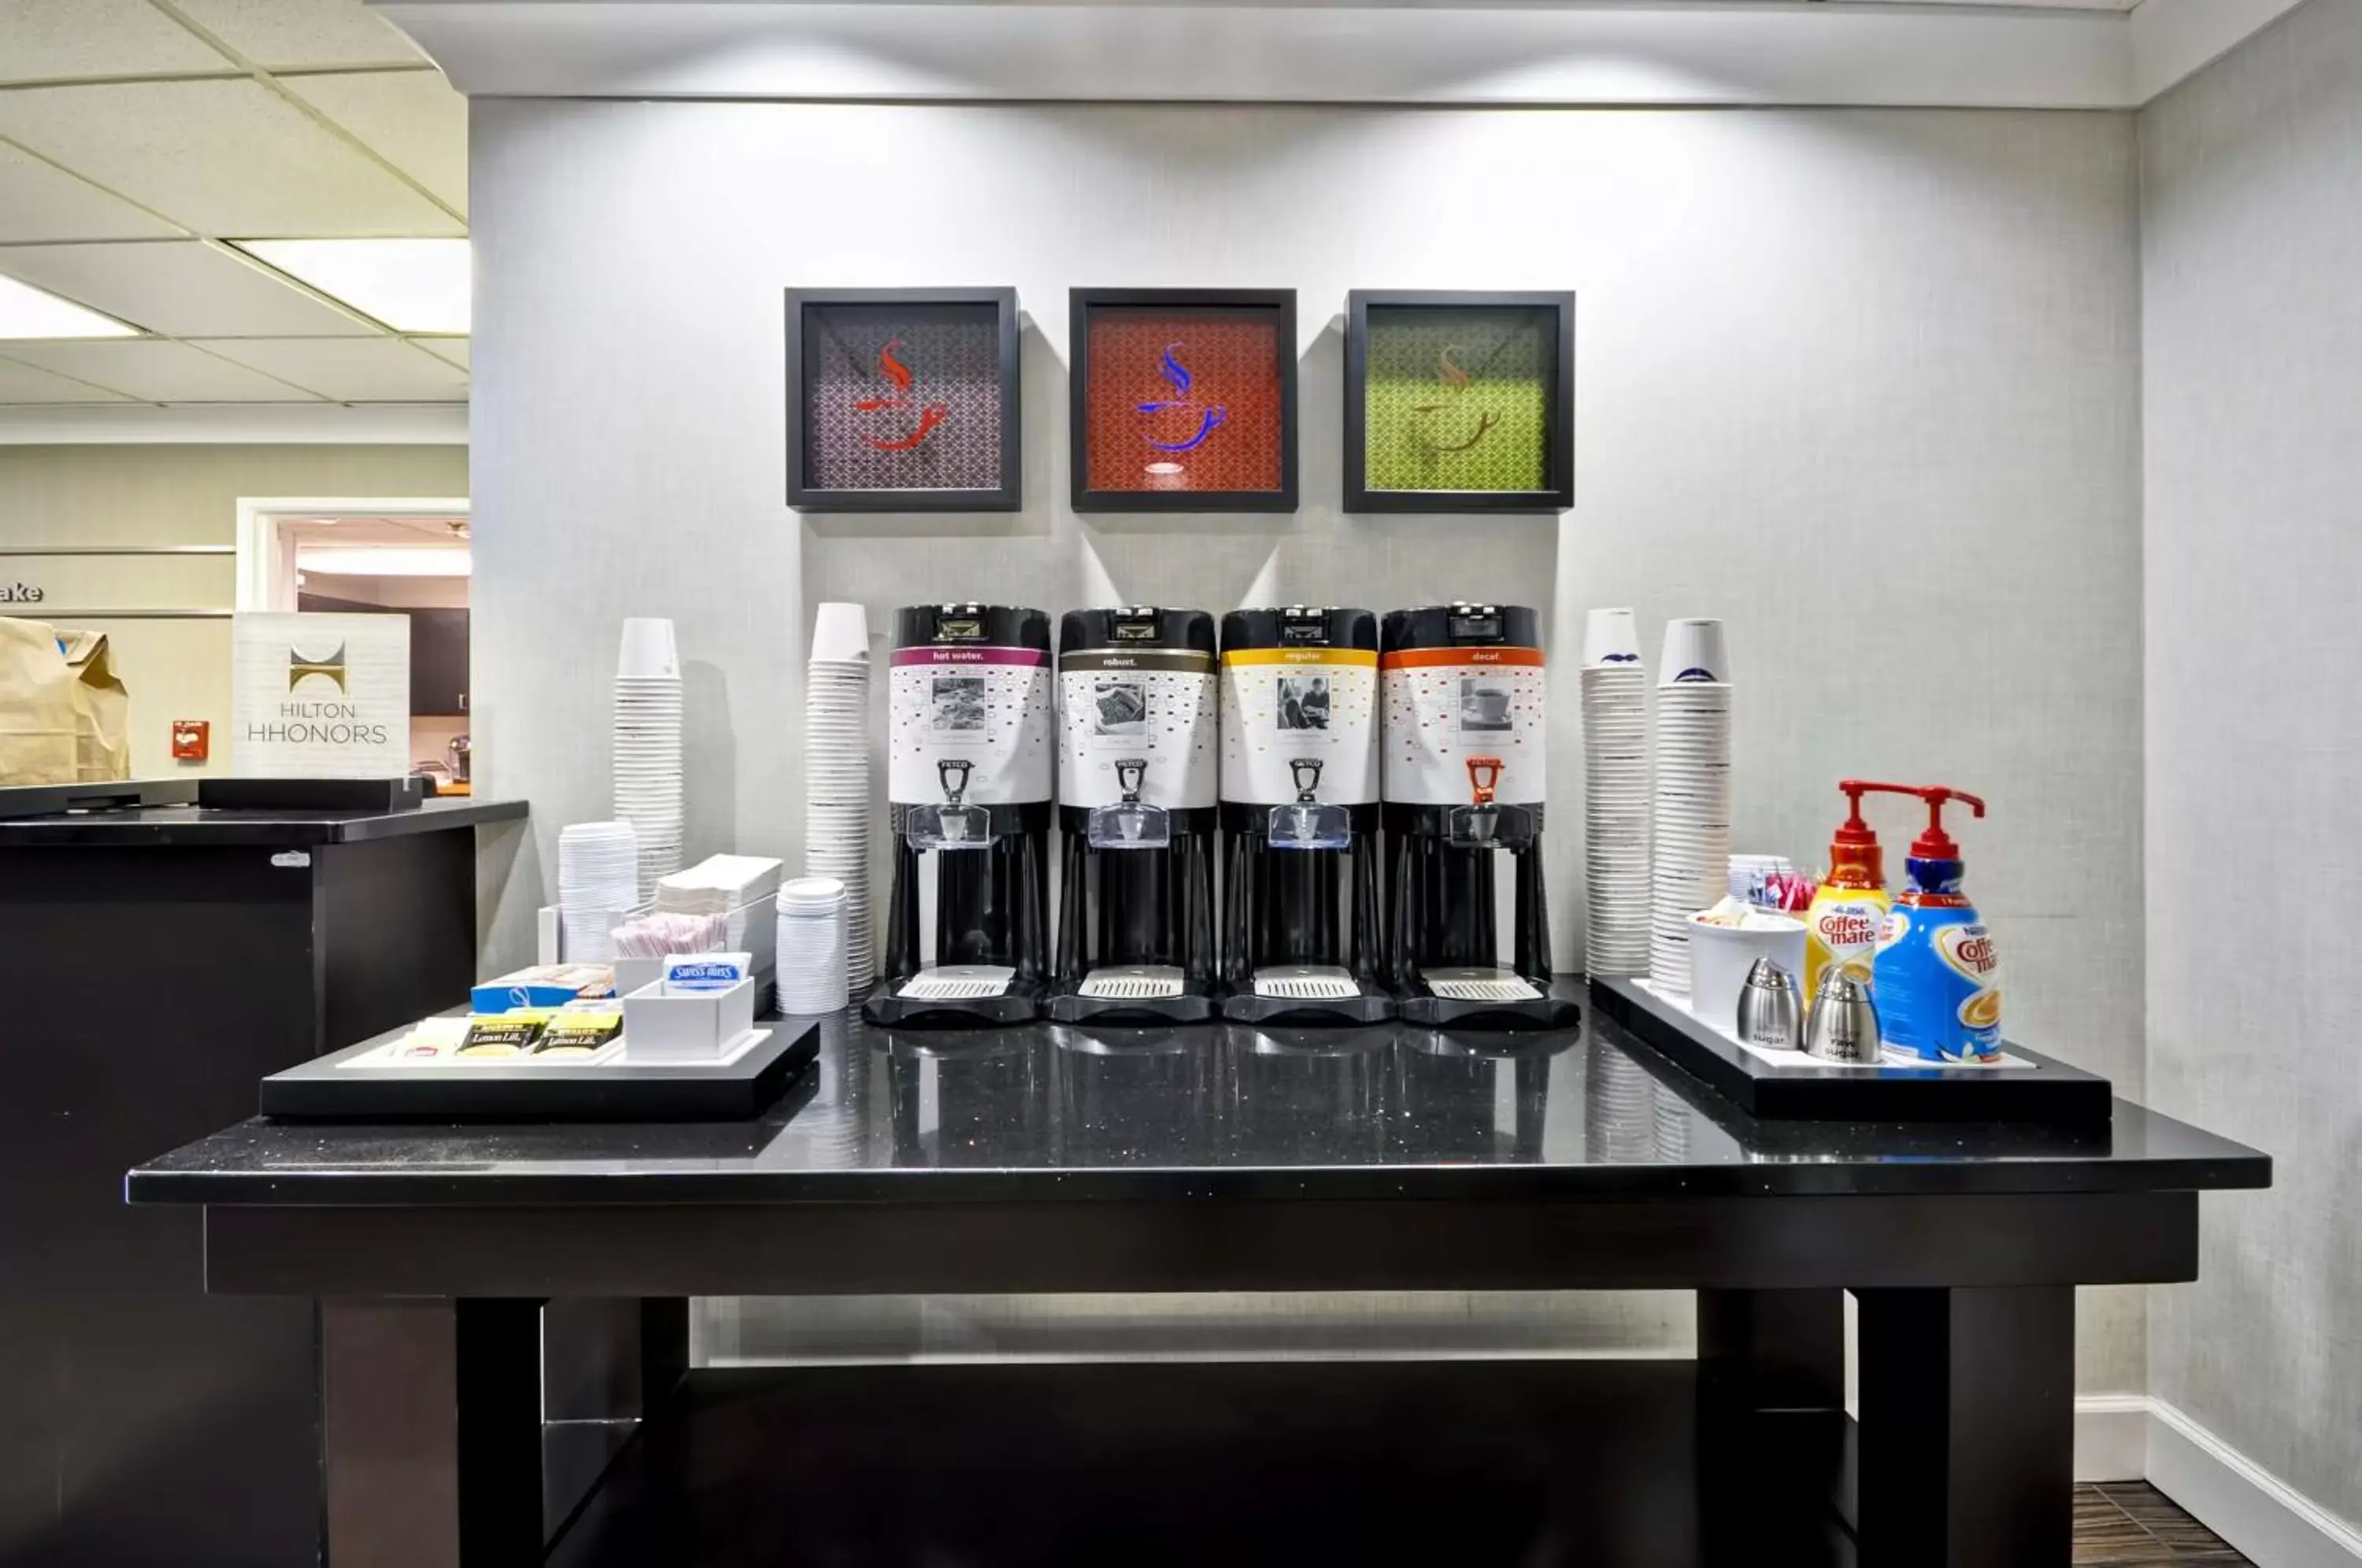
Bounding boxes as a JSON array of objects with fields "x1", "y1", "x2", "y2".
[
  {"x1": 898, "y1": 965, "x2": 1017, "y2": 1001},
  {"x1": 1077, "y1": 965, "x2": 1187, "y2": 1001},
  {"x1": 1422, "y1": 968, "x2": 1545, "y2": 1004},
  {"x1": 1252, "y1": 966, "x2": 1362, "y2": 1002}
]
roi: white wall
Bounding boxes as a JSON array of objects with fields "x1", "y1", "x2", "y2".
[
  {"x1": 472, "y1": 99, "x2": 2144, "y2": 1387},
  {"x1": 2142, "y1": 0, "x2": 2362, "y2": 1535}
]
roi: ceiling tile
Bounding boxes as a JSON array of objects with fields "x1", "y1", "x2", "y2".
[
  {"x1": 0, "y1": 0, "x2": 231, "y2": 85},
  {"x1": 162, "y1": 0, "x2": 425, "y2": 70},
  {"x1": 0, "y1": 241, "x2": 369, "y2": 335},
  {"x1": 413, "y1": 335, "x2": 467, "y2": 370},
  {"x1": 0, "y1": 78, "x2": 461, "y2": 237},
  {"x1": 283, "y1": 68, "x2": 465, "y2": 213},
  {"x1": 0, "y1": 353, "x2": 136, "y2": 403},
  {"x1": 2, "y1": 338, "x2": 327, "y2": 401},
  {"x1": 0, "y1": 141, "x2": 183, "y2": 242},
  {"x1": 195, "y1": 336, "x2": 467, "y2": 401}
]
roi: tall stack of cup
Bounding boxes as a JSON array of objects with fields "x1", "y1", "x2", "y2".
[
  {"x1": 803, "y1": 602, "x2": 874, "y2": 995},
  {"x1": 614, "y1": 618, "x2": 685, "y2": 902},
  {"x1": 1647, "y1": 618, "x2": 1733, "y2": 996},
  {"x1": 1579, "y1": 608, "x2": 1650, "y2": 976}
]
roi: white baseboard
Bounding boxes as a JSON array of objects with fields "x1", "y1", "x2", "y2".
[
  {"x1": 2076, "y1": 1394, "x2": 2151, "y2": 1482},
  {"x1": 2145, "y1": 1398, "x2": 2362, "y2": 1568}
]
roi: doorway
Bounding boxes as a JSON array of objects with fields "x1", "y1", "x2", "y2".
[{"x1": 235, "y1": 497, "x2": 472, "y2": 790}]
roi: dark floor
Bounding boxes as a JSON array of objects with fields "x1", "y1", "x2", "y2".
[{"x1": 2077, "y1": 1483, "x2": 2249, "y2": 1565}]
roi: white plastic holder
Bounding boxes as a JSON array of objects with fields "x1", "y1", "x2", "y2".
[{"x1": 623, "y1": 974, "x2": 759, "y2": 1062}]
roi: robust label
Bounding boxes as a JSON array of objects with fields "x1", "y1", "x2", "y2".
[
  {"x1": 1057, "y1": 648, "x2": 1216, "y2": 811},
  {"x1": 1379, "y1": 645, "x2": 1546, "y2": 807},
  {"x1": 888, "y1": 645, "x2": 1053, "y2": 807},
  {"x1": 1219, "y1": 646, "x2": 1378, "y2": 806}
]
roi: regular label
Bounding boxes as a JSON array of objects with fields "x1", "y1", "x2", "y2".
[{"x1": 1220, "y1": 646, "x2": 1378, "y2": 805}]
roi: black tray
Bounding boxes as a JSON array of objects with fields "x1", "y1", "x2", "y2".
[
  {"x1": 199, "y1": 775, "x2": 426, "y2": 812},
  {"x1": 261, "y1": 1018, "x2": 820, "y2": 1120},
  {"x1": 1590, "y1": 977, "x2": 2112, "y2": 1124}
]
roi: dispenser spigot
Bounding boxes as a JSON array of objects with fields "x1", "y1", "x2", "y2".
[{"x1": 1465, "y1": 756, "x2": 1504, "y2": 808}]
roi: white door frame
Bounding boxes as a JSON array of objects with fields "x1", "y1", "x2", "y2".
[{"x1": 234, "y1": 496, "x2": 472, "y2": 612}]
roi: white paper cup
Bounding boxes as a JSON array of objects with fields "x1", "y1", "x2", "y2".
[
  {"x1": 1583, "y1": 608, "x2": 1642, "y2": 670},
  {"x1": 1658, "y1": 619, "x2": 1729, "y2": 686},
  {"x1": 1685, "y1": 911, "x2": 1806, "y2": 1036},
  {"x1": 810, "y1": 602, "x2": 870, "y2": 664},
  {"x1": 617, "y1": 617, "x2": 681, "y2": 680}
]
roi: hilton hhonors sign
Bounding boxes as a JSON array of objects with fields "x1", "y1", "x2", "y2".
[{"x1": 231, "y1": 612, "x2": 409, "y2": 778}]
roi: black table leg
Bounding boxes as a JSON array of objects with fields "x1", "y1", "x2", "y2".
[
  {"x1": 322, "y1": 1296, "x2": 544, "y2": 1568},
  {"x1": 1854, "y1": 1285, "x2": 2075, "y2": 1568},
  {"x1": 1697, "y1": 1289, "x2": 1850, "y2": 1563}
]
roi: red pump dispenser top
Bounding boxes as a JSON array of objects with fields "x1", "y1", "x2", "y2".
[{"x1": 1892, "y1": 784, "x2": 1985, "y2": 861}]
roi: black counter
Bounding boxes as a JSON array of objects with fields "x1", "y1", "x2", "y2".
[
  {"x1": 0, "y1": 793, "x2": 523, "y2": 847},
  {"x1": 123, "y1": 1004, "x2": 2264, "y2": 1568},
  {"x1": 130, "y1": 1008, "x2": 2267, "y2": 1207}
]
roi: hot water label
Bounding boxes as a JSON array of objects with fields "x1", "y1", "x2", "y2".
[
  {"x1": 1057, "y1": 648, "x2": 1216, "y2": 810},
  {"x1": 1379, "y1": 645, "x2": 1546, "y2": 806},
  {"x1": 1220, "y1": 646, "x2": 1378, "y2": 806},
  {"x1": 887, "y1": 645, "x2": 1052, "y2": 807}
]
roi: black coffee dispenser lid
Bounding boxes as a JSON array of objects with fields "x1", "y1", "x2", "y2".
[
  {"x1": 1381, "y1": 603, "x2": 1542, "y2": 653},
  {"x1": 1221, "y1": 605, "x2": 1377, "y2": 653},
  {"x1": 1059, "y1": 606, "x2": 1216, "y2": 656},
  {"x1": 892, "y1": 603, "x2": 1050, "y2": 652}
]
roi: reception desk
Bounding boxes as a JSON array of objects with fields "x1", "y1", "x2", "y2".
[{"x1": 3, "y1": 793, "x2": 523, "y2": 1566}]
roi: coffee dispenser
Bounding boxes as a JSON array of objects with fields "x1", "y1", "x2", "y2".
[
  {"x1": 1217, "y1": 607, "x2": 1392, "y2": 1024},
  {"x1": 1381, "y1": 603, "x2": 1579, "y2": 1028},
  {"x1": 866, "y1": 604, "x2": 1054, "y2": 1027},
  {"x1": 1048, "y1": 607, "x2": 1220, "y2": 1023}
]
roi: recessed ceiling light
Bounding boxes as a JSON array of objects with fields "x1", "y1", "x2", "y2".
[
  {"x1": 0, "y1": 273, "x2": 141, "y2": 340},
  {"x1": 235, "y1": 239, "x2": 470, "y2": 335},
  {"x1": 295, "y1": 547, "x2": 472, "y2": 578}
]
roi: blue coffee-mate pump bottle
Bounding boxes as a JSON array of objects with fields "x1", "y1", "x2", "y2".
[{"x1": 1871, "y1": 786, "x2": 2002, "y2": 1063}]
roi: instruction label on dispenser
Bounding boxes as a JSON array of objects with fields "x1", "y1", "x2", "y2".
[
  {"x1": 1379, "y1": 646, "x2": 1546, "y2": 806},
  {"x1": 1220, "y1": 647, "x2": 1378, "y2": 806},
  {"x1": 1057, "y1": 649, "x2": 1216, "y2": 810},
  {"x1": 887, "y1": 646, "x2": 1052, "y2": 806}
]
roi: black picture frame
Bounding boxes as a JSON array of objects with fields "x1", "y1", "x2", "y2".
[
  {"x1": 786, "y1": 287, "x2": 1023, "y2": 512},
  {"x1": 1344, "y1": 290, "x2": 1575, "y2": 514},
  {"x1": 1068, "y1": 287, "x2": 1299, "y2": 513}
]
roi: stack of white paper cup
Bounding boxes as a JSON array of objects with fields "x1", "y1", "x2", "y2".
[
  {"x1": 1648, "y1": 619, "x2": 1733, "y2": 996},
  {"x1": 614, "y1": 618, "x2": 684, "y2": 902},
  {"x1": 803, "y1": 602, "x2": 873, "y2": 995},
  {"x1": 1579, "y1": 608, "x2": 1650, "y2": 976},
  {"x1": 774, "y1": 876, "x2": 850, "y2": 1015},
  {"x1": 558, "y1": 820, "x2": 639, "y2": 961}
]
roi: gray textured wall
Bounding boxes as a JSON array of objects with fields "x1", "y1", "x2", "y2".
[
  {"x1": 2142, "y1": 0, "x2": 2362, "y2": 1525},
  {"x1": 470, "y1": 101, "x2": 2144, "y2": 1387}
]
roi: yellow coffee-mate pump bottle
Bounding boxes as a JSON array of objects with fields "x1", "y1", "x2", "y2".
[{"x1": 1804, "y1": 780, "x2": 1901, "y2": 1000}]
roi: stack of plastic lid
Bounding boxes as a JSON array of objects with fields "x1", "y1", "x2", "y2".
[
  {"x1": 558, "y1": 820, "x2": 639, "y2": 961},
  {"x1": 803, "y1": 603, "x2": 873, "y2": 995},
  {"x1": 1647, "y1": 619, "x2": 1733, "y2": 996},
  {"x1": 775, "y1": 876, "x2": 850, "y2": 1015},
  {"x1": 614, "y1": 617, "x2": 683, "y2": 902},
  {"x1": 1579, "y1": 607, "x2": 1649, "y2": 976}
]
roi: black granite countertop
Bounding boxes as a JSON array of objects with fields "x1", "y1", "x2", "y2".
[
  {"x1": 127, "y1": 1007, "x2": 2269, "y2": 1206},
  {"x1": 0, "y1": 795, "x2": 525, "y2": 847}
]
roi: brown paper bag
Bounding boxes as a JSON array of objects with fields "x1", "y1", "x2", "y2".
[
  {"x1": 58, "y1": 628, "x2": 131, "y2": 782},
  {"x1": 0, "y1": 616, "x2": 77, "y2": 786}
]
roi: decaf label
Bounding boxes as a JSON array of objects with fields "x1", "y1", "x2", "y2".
[{"x1": 231, "y1": 612, "x2": 409, "y2": 778}]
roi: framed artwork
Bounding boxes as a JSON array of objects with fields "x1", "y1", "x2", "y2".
[
  {"x1": 1068, "y1": 288, "x2": 1298, "y2": 512},
  {"x1": 1344, "y1": 290, "x2": 1575, "y2": 513},
  {"x1": 786, "y1": 287, "x2": 1021, "y2": 512}
]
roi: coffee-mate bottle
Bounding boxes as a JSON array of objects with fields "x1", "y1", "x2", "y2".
[
  {"x1": 1804, "y1": 781, "x2": 1899, "y2": 1000},
  {"x1": 1872, "y1": 786, "x2": 2001, "y2": 1063}
]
